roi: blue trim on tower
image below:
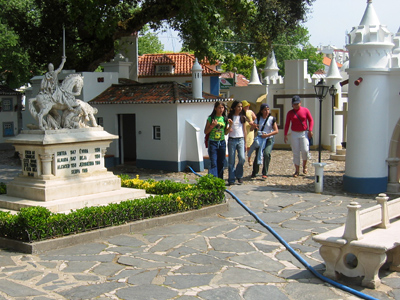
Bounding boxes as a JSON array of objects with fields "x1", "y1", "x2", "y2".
[
  {"x1": 136, "y1": 159, "x2": 204, "y2": 172},
  {"x1": 343, "y1": 175, "x2": 388, "y2": 194}
]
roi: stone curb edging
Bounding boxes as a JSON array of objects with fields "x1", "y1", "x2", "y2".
[{"x1": 0, "y1": 202, "x2": 229, "y2": 254}]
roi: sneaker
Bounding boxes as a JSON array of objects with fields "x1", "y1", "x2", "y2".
[
  {"x1": 227, "y1": 182, "x2": 235, "y2": 186},
  {"x1": 237, "y1": 178, "x2": 243, "y2": 184},
  {"x1": 262, "y1": 175, "x2": 268, "y2": 179},
  {"x1": 251, "y1": 174, "x2": 257, "y2": 179}
]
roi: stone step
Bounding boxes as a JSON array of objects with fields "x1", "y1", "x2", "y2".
[
  {"x1": 330, "y1": 154, "x2": 346, "y2": 161},
  {"x1": 0, "y1": 187, "x2": 147, "y2": 213},
  {"x1": 0, "y1": 207, "x2": 18, "y2": 215},
  {"x1": 336, "y1": 149, "x2": 346, "y2": 155}
]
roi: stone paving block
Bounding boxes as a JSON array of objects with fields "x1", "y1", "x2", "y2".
[
  {"x1": 184, "y1": 253, "x2": 235, "y2": 267},
  {"x1": 214, "y1": 267, "x2": 285, "y2": 284},
  {"x1": 183, "y1": 236, "x2": 208, "y2": 252},
  {"x1": 256, "y1": 211, "x2": 297, "y2": 224},
  {"x1": 0, "y1": 256, "x2": 16, "y2": 267},
  {"x1": 281, "y1": 219, "x2": 321, "y2": 231},
  {"x1": 148, "y1": 234, "x2": 194, "y2": 252},
  {"x1": 7, "y1": 270, "x2": 43, "y2": 281},
  {"x1": 200, "y1": 223, "x2": 238, "y2": 237},
  {"x1": 132, "y1": 253, "x2": 186, "y2": 265},
  {"x1": 0, "y1": 279, "x2": 44, "y2": 297},
  {"x1": 167, "y1": 246, "x2": 198, "y2": 257},
  {"x1": 174, "y1": 264, "x2": 222, "y2": 274},
  {"x1": 284, "y1": 282, "x2": 342, "y2": 299},
  {"x1": 62, "y1": 261, "x2": 97, "y2": 273},
  {"x1": 107, "y1": 234, "x2": 146, "y2": 247},
  {"x1": 280, "y1": 269, "x2": 315, "y2": 280},
  {"x1": 197, "y1": 286, "x2": 241, "y2": 300},
  {"x1": 1, "y1": 266, "x2": 26, "y2": 273},
  {"x1": 253, "y1": 242, "x2": 280, "y2": 253},
  {"x1": 225, "y1": 226, "x2": 263, "y2": 239},
  {"x1": 209, "y1": 237, "x2": 255, "y2": 253},
  {"x1": 91, "y1": 262, "x2": 125, "y2": 277},
  {"x1": 36, "y1": 273, "x2": 59, "y2": 286},
  {"x1": 164, "y1": 274, "x2": 214, "y2": 289},
  {"x1": 116, "y1": 284, "x2": 178, "y2": 300},
  {"x1": 38, "y1": 262, "x2": 57, "y2": 269},
  {"x1": 72, "y1": 274, "x2": 100, "y2": 281},
  {"x1": 118, "y1": 255, "x2": 169, "y2": 269},
  {"x1": 105, "y1": 245, "x2": 140, "y2": 254},
  {"x1": 127, "y1": 270, "x2": 159, "y2": 285},
  {"x1": 41, "y1": 254, "x2": 115, "y2": 262},
  {"x1": 108, "y1": 269, "x2": 144, "y2": 281},
  {"x1": 243, "y1": 285, "x2": 289, "y2": 300},
  {"x1": 41, "y1": 242, "x2": 107, "y2": 256},
  {"x1": 230, "y1": 252, "x2": 285, "y2": 272},
  {"x1": 57, "y1": 282, "x2": 125, "y2": 300}
]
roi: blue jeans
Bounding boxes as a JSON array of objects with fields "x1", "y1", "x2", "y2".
[
  {"x1": 252, "y1": 137, "x2": 274, "y2": 176},
  {"x1": 247, "y1": 135, "x2": 268, "y2": 165},
  {"x1": 208, "y1": 139, "x2": 226, "y2": 179},
  {"x1": 228, "y1": 137, "x2": 245, "y2": 183}
]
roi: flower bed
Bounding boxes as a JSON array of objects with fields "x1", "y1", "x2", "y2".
[{"x1": 0, "y1": 174, "x2": 225, "y2": 242}]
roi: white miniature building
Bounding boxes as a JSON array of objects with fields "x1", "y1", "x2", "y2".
[
  {"x1": 343, "y1": 0, "x2": 400, "y2": 194},
  {"x1": 0, "y1": 86, "x2": 23, "y2": 147}
]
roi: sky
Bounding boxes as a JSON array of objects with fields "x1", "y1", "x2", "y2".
[{"x1": 158, "y1": 0, "x2": 400, "y2": 52}]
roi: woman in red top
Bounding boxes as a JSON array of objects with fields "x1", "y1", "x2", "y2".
[{"x1": 284, "y1": 95, "x2": 314, "y2": 177}]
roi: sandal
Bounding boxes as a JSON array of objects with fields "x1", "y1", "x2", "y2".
[
  {"x1": 303, "y1": 167, "x2": 308, "y2": 175},
  {"x1": 293, "y1": 172, "x2": 299, "y2": 178}
]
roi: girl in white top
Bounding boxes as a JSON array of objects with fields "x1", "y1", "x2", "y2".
[{"x1": 227, "y1": 101, "x2": 247, "y2": 185}]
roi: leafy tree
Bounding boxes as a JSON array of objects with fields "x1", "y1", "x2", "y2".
[
  {"x1": 221, "y1": 26, "x2": 324, "y2": 79},
  {"x1": 0, "y1": 0, "x2": 314, "y2": 87},
  {"x1": 137, "y1": 25, "x2": 164, "y2": 55}
]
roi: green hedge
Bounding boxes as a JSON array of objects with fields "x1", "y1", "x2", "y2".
[{"x1": 0, "y1": 174, "x2": 225, "y2": 242}]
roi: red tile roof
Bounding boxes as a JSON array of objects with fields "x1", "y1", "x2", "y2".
[
  {"x1": 323, "y1": 57, "x2": 343, "y2": 68},
  {"x1": 89, "y1": 81, "x2": 231, "y2": 104},
  {"x1": 138, "y1": 53, "x2": 221, "y2": 77},
  {"x1": 220, "y1": 72, "x2": 249, "y2": 87}
]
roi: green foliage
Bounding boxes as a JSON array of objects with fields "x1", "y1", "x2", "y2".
[
  {"x1": 0, "y1": 175, "x2": 225, "y2": 242},
  {"x1": 221, "y1": 26, "x2": 324, "y2": 78},
  {"x1": 138, "y1": 25, "x2": 164, "y2": 55},
  {"x1": 0, "y1": 0, "x2": 314, "y2": 87}
]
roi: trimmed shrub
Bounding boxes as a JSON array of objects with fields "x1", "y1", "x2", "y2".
[{"x1": 0, "y1": 175, "x2": 225, "y2": 242}]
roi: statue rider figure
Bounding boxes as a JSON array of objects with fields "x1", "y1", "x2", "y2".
[{"x1": 40, "y1": 56, "x2": 78, "y2": 111}]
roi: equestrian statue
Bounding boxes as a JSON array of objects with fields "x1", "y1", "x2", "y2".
[{"x1": 29, "y1": 55, "x2": 99, "y2": 130}]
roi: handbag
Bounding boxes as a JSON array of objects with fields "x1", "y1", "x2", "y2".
[
  {"x1": 205, "y1": 133, "x2": 210, "y2": 148},
  {"x1": 293, "y1": 109, "x2": 313, "y2": 145}
]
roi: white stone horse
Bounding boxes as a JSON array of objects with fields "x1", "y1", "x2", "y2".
[{"x1": 29, "y1": 73, "x2": 84, "y2": 130}]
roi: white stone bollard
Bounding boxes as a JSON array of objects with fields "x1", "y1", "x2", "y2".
[
  {"x1": 313, "y1": 162, "x2": 327, "y2": 193},
  {"x1": 329, "y1": 134, "x2": 337, "y2": 153}
]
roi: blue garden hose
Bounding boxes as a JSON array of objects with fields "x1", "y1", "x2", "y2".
[{"x1": 188, "y1": 166, "x2": 378, "y2": 300}]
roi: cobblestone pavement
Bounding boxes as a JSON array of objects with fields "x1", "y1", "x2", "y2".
[
  {"x1": 0, "y1": 149, "x2": 398, "y2": 299},
  {"x1": 0, "y1": 186, "x2": 397, "y2": 299}
]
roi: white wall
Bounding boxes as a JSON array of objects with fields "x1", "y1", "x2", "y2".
[{"x1": 81, "y1": 72, "x2": 119, "y2": 102}]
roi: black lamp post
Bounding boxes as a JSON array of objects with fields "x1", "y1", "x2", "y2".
[
  {"x1": 314, "y1": 79, "x2": 329, "y2": 163},
  {"x1": 329, "y1": 85, "x2": 338, "y2": 134}
]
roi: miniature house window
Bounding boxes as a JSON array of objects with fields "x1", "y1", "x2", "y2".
[
  {"x1": 97, "y1": 77, "x2": 105, "y2": 82},
  {"x1": 153, "y1": 126, "x2": 161, "y2": 140},
  {"x1": 155, "y1": 65, "x2": 174, "y2": 74},
  {"x1": 97, "y1": 117, "x2": 104, "y2": 127},
  {"x1": 1, "y1": 98, "x2": 12, "y2": 112},
  {"x1": 3, "y1": 122, "x2": 14, "y2": 137}
]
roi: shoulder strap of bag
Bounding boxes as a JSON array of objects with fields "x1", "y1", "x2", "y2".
[
  {"x1": 258, "y1": 115, "x2": 270, "y2": 132},
  {"x1": 292, "y1": 109, "x2": 308, "y2": 131}
]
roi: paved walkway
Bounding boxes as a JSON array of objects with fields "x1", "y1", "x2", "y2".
[{"x1": 0, "y1": 184, "x2": 398, "y2": 300}]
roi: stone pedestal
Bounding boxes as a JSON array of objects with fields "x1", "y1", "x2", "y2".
[
  {"x1": 329, "y1": 134, "x2": 337, "y2": 153},
  {"x1": 313, "y1": 162, "x2": 327, "y2": 193},
  {"x1": 0, "y1": 128, "x2": 146, "y2": 212}
]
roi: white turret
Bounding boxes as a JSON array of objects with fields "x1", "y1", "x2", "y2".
[
  {"x1": 343, "y1": 0, "x2": 394, "y2": 194},
  {"x1": 192, "y1": 58, "x2": 203, "y2": 99},
  {"x1": 263, "y1": 51, "x2": 283, "y2": 84},
  {"x1": 248, "y1": 60, "x2": 262, "y2": 85}
]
